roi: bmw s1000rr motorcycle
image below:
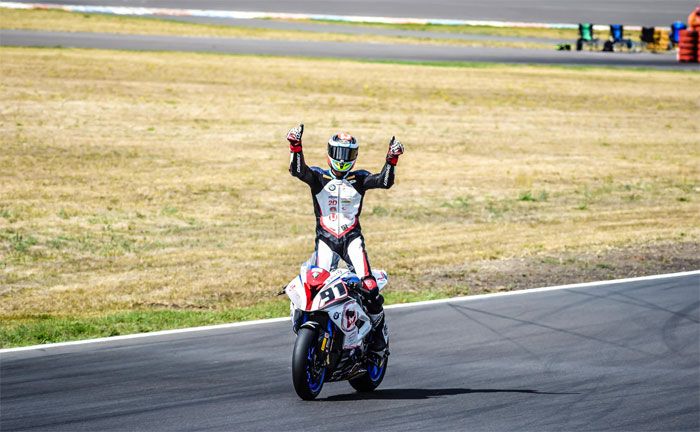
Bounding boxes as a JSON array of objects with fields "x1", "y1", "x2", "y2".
[{"x1": 283, "y1": 253, "x2": 389, "y2": 400}]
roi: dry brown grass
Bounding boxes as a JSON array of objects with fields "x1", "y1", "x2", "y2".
[
  {"x1": 0, "y1": 8, "x2": 553, "y2": 49},
  {"x1": 1, "y1": 47, "x2": 699, "y2": 326},
  {"x1": 305, "y1": 19, "x2": 582, "y2": 40}
]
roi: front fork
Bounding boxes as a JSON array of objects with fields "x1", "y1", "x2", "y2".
[{"x1": 293, "y1": 311, "x2": 335, "y2": 366}]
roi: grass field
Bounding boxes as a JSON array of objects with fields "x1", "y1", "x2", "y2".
[
  {"x1": 306, "y1": 19, "x2": 582, "y2": 40},
  {"x1": 1, "y1": 47, "x2": 698, "y2": 347},
  {"x1": 0, "y1": 8, "x2": 556, "y2": 49}
]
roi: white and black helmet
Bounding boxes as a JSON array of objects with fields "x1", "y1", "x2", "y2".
[{"x1": 327, "y1": 132, "x2": 359, "y2": 173}]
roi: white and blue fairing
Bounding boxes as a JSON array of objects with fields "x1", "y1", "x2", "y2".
[{"x1": 286, "y1": 251, "x2": 388, "y2": 349}]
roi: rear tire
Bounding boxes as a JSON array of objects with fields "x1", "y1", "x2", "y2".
[
  {"x1": 349, "y1": 355, "x2": 388, "y2": 392},
  {"x1": 292, "y1": 327, "x2": 325, "y2": 400}
]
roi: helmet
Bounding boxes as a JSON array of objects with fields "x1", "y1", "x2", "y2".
[{"x1": 327, "y1": 132, "x2": 359, "y2": 174}]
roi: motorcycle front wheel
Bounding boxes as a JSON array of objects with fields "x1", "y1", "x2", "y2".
[{"x1": 292, "y1": 327, "x2": 326, "y2": 400}]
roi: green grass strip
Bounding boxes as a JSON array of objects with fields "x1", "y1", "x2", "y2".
[{"x1": 0, "y1": 291, "x2": 458, "y2": 348}]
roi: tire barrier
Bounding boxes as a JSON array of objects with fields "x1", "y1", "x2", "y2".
[
  {"x1": 677, "y1": 29, "x2": 698, "y2": 63},
  {"x1": 641, "y1": 27, "x2": 671, "y2": 52},
  {"x1": 671, "y1": 21, "x2": 687, "y2": 45}
]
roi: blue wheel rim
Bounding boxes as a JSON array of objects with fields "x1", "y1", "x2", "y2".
[
  {"x1": 306, "y1": 346, "x2": 325, "y2": 392},
  {"x1": 369, "y1": 361, "x2": 384, "y2": 382}
]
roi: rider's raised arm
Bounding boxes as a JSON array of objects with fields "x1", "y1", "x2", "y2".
[
  {"x1": 287, "y1": 124, "x2": 322, "y2": 191},
  {"x1": 358, "y1": 163, "x2": 395, "y2": 190},
  {"x1": 289, "y1": 148, "x2": 318, "y2": 185},
  {"x1": 358, "y1": 137, "x2": 404, "y2": 190}
]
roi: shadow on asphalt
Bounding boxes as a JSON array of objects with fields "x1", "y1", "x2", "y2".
[{"x1": 322, "y1": 388, "x2": 579, "y2": 401}]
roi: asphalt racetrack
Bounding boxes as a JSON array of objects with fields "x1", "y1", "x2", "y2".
[
  {"x1": 2, "y1": 273, "x2": 699, "y2": 431},
  {"x1": 2, "y1": 29, "x2": 693, "y2": 69},
  {"x1": 7, "y1": 0, "x2": 697, "y2": 26}
]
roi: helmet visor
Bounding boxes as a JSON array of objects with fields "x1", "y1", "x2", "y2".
[
  {"x1": 330, "y1": 158, "x2": 355, "y2": 172},
  {"x1": 327, "y1": 144, "x2": 358, "y2": 162}
]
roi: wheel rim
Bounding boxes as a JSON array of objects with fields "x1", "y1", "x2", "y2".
[
  {"x1": 368, "y1": 358, "x2": 385, "y2": 382},
  {"x1": 306, "y1": 345, "x2": 325, "y2": 393}
]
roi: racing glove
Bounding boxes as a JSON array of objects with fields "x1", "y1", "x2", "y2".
[
  {"x1": 386, "y1": 136, "x2": 404, "y2": 166},
  {"x1": 287, "y1": 124, "x2": 304, "y2": 153}
]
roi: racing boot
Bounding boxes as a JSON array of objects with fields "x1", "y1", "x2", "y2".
[
  {"x1": 361, "y1": 277, "x2": 387, "y2": 355},
  {"x1": 367, "y1": 308, "x2": 388, "y2": 356},
  {"x1": 367, "y1": 295, "x2": 389, "y2": 358}
]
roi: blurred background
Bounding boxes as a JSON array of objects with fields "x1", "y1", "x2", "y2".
[{"x1": 1, "y1": 0, "x2": 698, "y2": 347}]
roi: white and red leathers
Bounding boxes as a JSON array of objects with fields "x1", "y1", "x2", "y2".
[
  {"x1": 289, "y1": 147, "x2": 396, "y2": 313},
  {"x1": 288, "y1": 126, "x2": 402, "y2": 354}
]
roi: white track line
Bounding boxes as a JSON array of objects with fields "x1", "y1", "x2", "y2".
[
  {"x1": 2, "y1": 270, "x2": 697, "y2": 354},
  {"x1": 387, "y1": 269, "x2": 699, "y2": 309},
  {"x1": 0, "y1": 317, "x2": 290, "y2": 354},
  {"x1": 0, "y1": 2, "x2": 649, "y2": 31}
]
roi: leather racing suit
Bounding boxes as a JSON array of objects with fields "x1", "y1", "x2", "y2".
[{"x1": 289, "y1": 149, "x2": 395, "y2": 315}]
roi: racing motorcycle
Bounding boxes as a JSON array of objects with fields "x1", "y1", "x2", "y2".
[{"x1": 282, "y1": 253, "x2": 389, "y2": 400}]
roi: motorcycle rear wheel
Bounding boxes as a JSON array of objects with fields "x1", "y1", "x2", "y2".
[
  {"x1": 292, "y1": 327, "x2": 326, "y2": 400},
  {"x1": 349, "y1": 355, "x2": 388, "y2": 392}
]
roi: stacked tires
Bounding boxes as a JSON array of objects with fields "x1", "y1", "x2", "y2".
[{"x1": 677, "y1": 29, "x2": 699, "y2": 62}]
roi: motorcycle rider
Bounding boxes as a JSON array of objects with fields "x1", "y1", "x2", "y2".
[{"x1": 287, "y1": 124, "x2": 404, "y2": 355}]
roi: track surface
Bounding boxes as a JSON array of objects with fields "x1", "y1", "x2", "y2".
[
  {"x1": 3, "y1": 30, "x2": 693, "y2": 69},
  {"x1": 2, "y1": 274, "x2": 699, "y2": 431},
  {"x1": 7, "y1": 0, "x2": 697, "y2": 26}
]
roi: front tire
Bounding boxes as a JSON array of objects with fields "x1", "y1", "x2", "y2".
[
  {"x1": 349, "y1": 354, "x2": 388, "y2": 392},
  {"x1": 292, "y1": 327, "x2": 326, "y2": 400}
]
